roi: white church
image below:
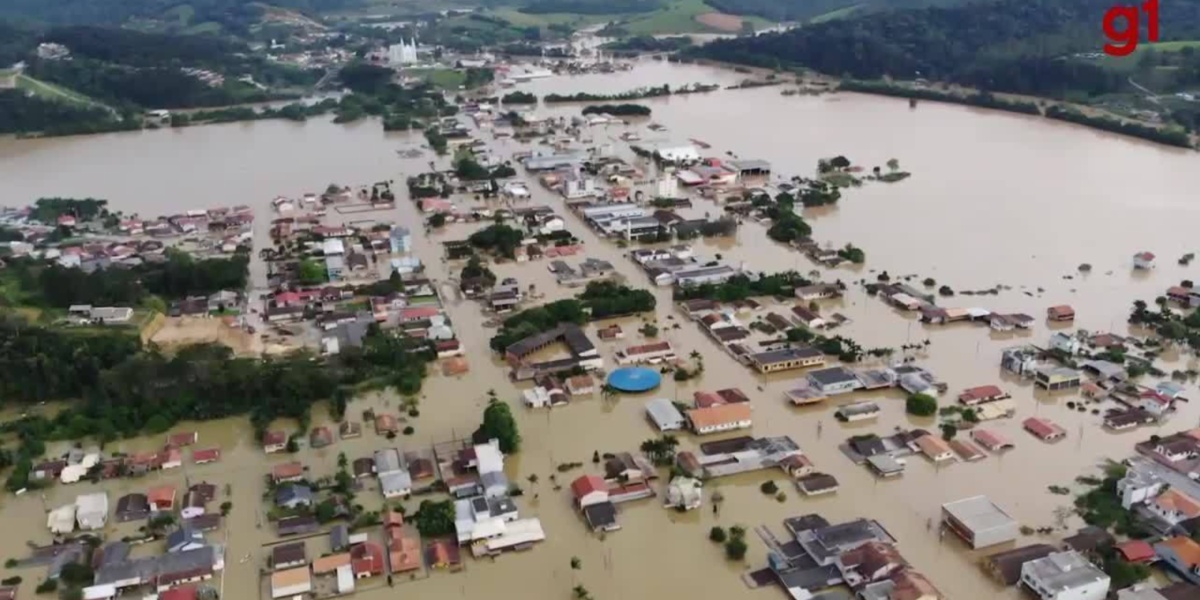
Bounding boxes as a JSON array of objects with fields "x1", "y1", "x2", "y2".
[{"x1": 387, "y1": 39, "x2": 419, "y2": 65}]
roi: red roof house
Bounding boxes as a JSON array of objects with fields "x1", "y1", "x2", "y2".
[
  {"x1": 263, "y1": 431, "x2": 288, "y2": 453},
  {"x1": 272, "y1": 461, "x2": 305, "y2": 483},
  {"x1": 192, "y1": 448, "x2": 221, "y2": 465},
  {"x1": 161, "y1": 447, "x2": 183, "y2": 469},
  {"x1": 148, "y1": 485, "x2": 177, "y2": 511},
  {"x1": 350, "y1": 542, "x2": 384, "y2": 578},
  {"x1": 158, "y1": 586, "x2": 198, "y2": 600},
  {"x1": 1047, "y1": 305, "x2": 1076, "y2": 321},
  {"x1": 1115, "y1": 539, "x2": 1156, "y2": 563},
  {"x1": 971, "y1": 428, "x2": 1014, "y2": 452},
  {"x1": 375, "y1": 414, "x2": 398, "y2": 435},
  {"x1": 398, "y1": 307, "x2": 440, "y2": 322},
  {"x1": 570, "y1": 475, "x2": 609, "y2": 509},
  {"x1": 693, "y1": 391, "x2": 723, "y2": 408},
  {"x1": 716, "y1": 388, "x2": 750, "y2": 404},
  {"x1": 168, "y1": 432, "x2": 198, "y2": 447},
  {"x1": 957, "y1": 385, "x2": 1007, "y2": 406},
  {"x1": 1023, "y1": 417, "x2": 1066, "y2": 442}
]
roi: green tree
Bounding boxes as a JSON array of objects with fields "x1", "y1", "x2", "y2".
[
  {"x1": 413, "y1": 499, "x2": 456, "y2": 536},
  {"x1": 940, "y1": 423, "x2": 958, "y2": 441},
  {"x1": 315, "y1": 498, "x2": 338, "y2": 523},
  {"x1": 906, "y1": 394, "x2": 938, "y2": 417},
  {"x1": 474, "y1": 399, "x2": 521, "y2": 453},
  {"x1": 724, "y1": 536, "x2": 748, "y2": 560},
  {"x1": 298, "y1": 258, "x2": 327, "y2": 285},
  {"x1": 570, "y1": 556, "x2": 581, "y2": 569},
  {"x1": 709, "y1": 526, "x2": 727, "y2": 543},
  {"x1": 886, "y1": 158, "x2": 900, "y2": 172}
]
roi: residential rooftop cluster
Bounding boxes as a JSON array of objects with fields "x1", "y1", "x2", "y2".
[{"x1": 748, "y1": 513, "x2": 940, "y2": 600}]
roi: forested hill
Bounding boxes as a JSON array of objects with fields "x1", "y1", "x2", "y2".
[
  {"x1": 690, "y1": 0, "x2": 1200, "y2": 97},
  {"x1": 701, "y1": 0, "x2": 967, "y2": 23},
  {"x1": 0, "y1": 0, "x2": 355, "y2": 30}
]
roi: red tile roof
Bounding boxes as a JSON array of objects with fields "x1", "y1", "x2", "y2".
[
  {"x1": 148, "y1": 485, "x2": 176, "y2": 508},
  {"x1": 263, "y1": 430, "x2": 287, "y2": 446},
  {"x1": 191, "y1": 448, "x2": 221, "y2": 463},
  {"x1": 1023, "y1": 417, "x2": 1066, "y2": 440},
  {"x1": 958, "y1": 385, "x2": 1003, "y2": 403},
  {"x1": 272, "y1": 461, "x2": 304, "y2": 481},
  {"x1": 693, "y1": 391, "x2": 723, "y2": 408},
  {"x1": 716, "y1": 388, "x2": 750, "y2": 404},
  {"x1": 375, "y1": 414, "x2": 398, "y2": 433},
  {"x1": 351, "y1": 542, "x2": 384, "y2": 576},
  {"x1": 168, "y1": 432, "x2": 198, "y2": 447},
  {"x1": 570, "y1": 475, "x2": 607, "y2": 502},
  {"x1": 398, "y1": 307, "x2": 440, "y2": 321},
  {"x1": 1116, "y1": 539, "x2": 1156, "y2": 563},
  {"x1": 158, "y1": 586, "x2": 198, "y2": 600}
]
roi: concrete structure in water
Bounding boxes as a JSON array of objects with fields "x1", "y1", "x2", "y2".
[
  {"x1": 941, "y1": 495, "x2": 1020, "y2": 549},
  {"x1": 1019, "y1": 550, "x2": 1110, "y2": 600}
]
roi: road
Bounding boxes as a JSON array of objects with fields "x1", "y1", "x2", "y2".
[{"x1": 1128, "y1": 77, "x2": 1161, "y2": 104}]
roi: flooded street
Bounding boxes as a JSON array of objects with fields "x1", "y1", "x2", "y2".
[{"x1": 3, "y1": 59, "x2": 1200, "y2": 599}]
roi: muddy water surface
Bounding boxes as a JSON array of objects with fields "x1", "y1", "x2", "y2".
[{"x1": 2, "y1": 59, "x2": 1200, "y2": 600}]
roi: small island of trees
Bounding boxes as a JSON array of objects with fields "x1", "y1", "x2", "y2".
[{"x1": 581, "y1": 103, "x2": 652, "y2": 117}]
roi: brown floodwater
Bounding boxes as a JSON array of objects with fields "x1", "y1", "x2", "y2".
[{"x1": 3, "y1": 58, "x2": 1200, "y2": 600}]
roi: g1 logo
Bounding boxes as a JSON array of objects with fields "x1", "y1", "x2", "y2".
[{"x1": 1104, "y1": 0, "x2": 1160, "y2": 56}]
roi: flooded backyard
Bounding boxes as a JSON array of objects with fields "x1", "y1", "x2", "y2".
[{"x1": 3, "y1": 58, "x2": 1200, "y2": 599}]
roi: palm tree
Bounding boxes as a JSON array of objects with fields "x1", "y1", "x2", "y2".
[
  {"x1": 689, "y1": 350, "x2": 701, "y2": 361},
  {"x1": 600, "y1": 384, "x2": 617, "y2": 402},
  {"x1": 573, "y1": 585, "x2": 592, "y2": 600},
  {"x1": 527, "y1": 474, "x2": 539, "y2": 486}
]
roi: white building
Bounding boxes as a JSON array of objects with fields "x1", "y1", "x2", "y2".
[
  {"x1": 655, "y1": 145, "x2": 700, "y2": 164},
  {"x1": 665, "y1": 477, "x2": 702, "y2": 511},
  {"x1": 1113, "y1": 465, "x2": 1161, "y2": 508},
  {"x1": 562, "y1": 176, "x2": 599, "y2": 200},
  {"x1": 47, "y1": 504, "x2": 76, "y2": 534},
  {"x1": 1020, "y1": 551, "x2": 1110, "y2": 600},
  {"x1": 323, "y1": 238, "x2": 346, "y2": 256},
  {"x1": 1048, "y1": 332, "x2": 1083, "y2": 355},
  {"x1": 655, "y1": 175, "x2": 679, "y2": 199},
  {"x1": 380, "y1": 471, "x2": 413, "y2": 499},
  {"x1": 645, "y1": 398, "x2": 685, "y2": 431},
  {"x1": 76, "y1": 492, "x2": 109, "y2": 530},
  {"x1": 387, "y1": 39, "x2": 418, "y2": 65}
]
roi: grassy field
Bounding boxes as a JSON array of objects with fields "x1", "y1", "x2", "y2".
[
  {"x1": 15, "y1": 75, "x2": 105, "y2": 107},
  {"x1": 810, "y1": 4, "x2": 862, "y2": 23},
  {"x1": 1140, "y1": 40, "x2": 1200, "y2": 53},
  {"x1": 616, "y1": 0, "x2": 773, "y2": 35},
  {"x1": 487, "y1": 7, "x2": 616, "y2": 27},
  {"x1": 408, "y1": 68, "x2": 467, "y2": 89}
]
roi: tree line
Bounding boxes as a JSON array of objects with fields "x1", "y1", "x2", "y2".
[
  {"x1": 690, "y1": 0, "x2": 1200, "y2": 101},
  {"x1": 489, "y1": 281, "x2": 657, "y2": 352},
  {"x1": 518, "y1": 0, "x2": 662, "y2": 14},
  {"x1": 3, "y1": 251, "x2": 249, "y2": 308},
  {"x1": 0, "y1": 315, "x2": 434, "y2": 491}
]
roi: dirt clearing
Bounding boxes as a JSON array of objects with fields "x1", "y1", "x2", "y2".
[
  {"x1": 150, "y1": 316, "x2": 261, "y2": 355},
  {"x1": 695, "y1": 11, "x2": 743, "y2": 32}
]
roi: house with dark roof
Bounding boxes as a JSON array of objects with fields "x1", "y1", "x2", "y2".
[
  {"x1": 275, "y1": 484, "x2": 314, "y2": 509},
  {"x1": 277, "y1": 515, "x2": 319, "y2": 537},
  {"x1": 165, "y1": 527, "x2": 206, "y2": 553},
  {"x1": 116, "y1": 493, "x2": 150, "y2": 522},
  {"x1": 984, "y1": 544, "x2": 1057, "y2": 585},
  {"x1": 271, "y1": 542, "x2": 308, "y2": 570}
]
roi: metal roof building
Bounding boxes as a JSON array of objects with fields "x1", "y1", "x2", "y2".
[
  {"x1": 645, "y1": 398, "x2": 685, "y2": 432},
  {"x1": 941, "y1": 495, "x2": 1020, "y2": 549}
]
